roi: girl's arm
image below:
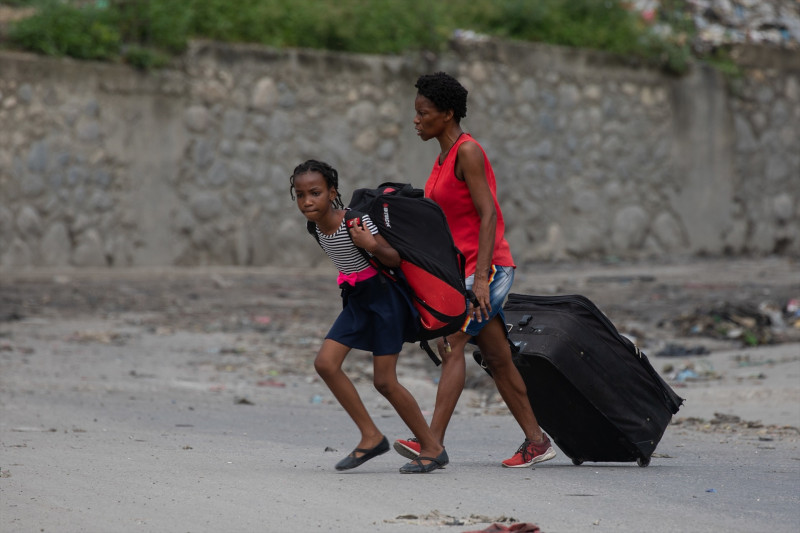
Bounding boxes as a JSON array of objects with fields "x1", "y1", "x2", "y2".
[
  {"x1": 349, "y1": 225, "x2": 401, "y2": 267},
  {"x1": 456, "y1": 140, "x2": 496, "y2": 321}
]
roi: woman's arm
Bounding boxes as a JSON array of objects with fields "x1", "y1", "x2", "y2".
[
  {"x1": 456, "y1": 141, "x2": 496, "y2": 320},
  {"x1": 348, "y1": 225, "x2": 401, "y2": 267}
]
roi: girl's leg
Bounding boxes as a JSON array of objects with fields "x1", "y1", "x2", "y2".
[
  {"x1": 428, "y1": 330, "x2": 471, "y2": 444},
  {"x1": 315, "y1": 338, "x2": 384, "y2": 452},
  {"x1": 373, "y1": 354, "x2": 444, "y2": 463}
]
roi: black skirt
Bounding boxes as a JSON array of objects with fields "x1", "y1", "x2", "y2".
[{"x1": 326, "y1": 274, "x2": 419, "y2": 355}]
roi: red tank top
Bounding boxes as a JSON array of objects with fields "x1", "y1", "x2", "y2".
[{"x1": 424, "y1": 133, "x2": 514, "y2": 277}]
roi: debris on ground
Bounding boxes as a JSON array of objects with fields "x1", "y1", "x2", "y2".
[
  {"x1": 68, "y1": 330, "x2": 132, "y2": 345},
  {"x1": 388, "y1": 510, "x2": 518, "y2": 528},
  {"x1": 626, "y1": 0, "x2": 800, "y2": 50},
  {"x1": 671, "y1": 412, "x2": 800, "y2": 439},
  {"x1": 670, "y1": 300, "x2": 800, "y2": 346},
  {"x1": 656, "y1": 343, "x2": 710, "y2": 356},
  {"x1": 462, "y1": 522, "x2": 542, "y2": 533},
  {"x1": 662, "y1": 359, "x2": 718, "y2": 382}
]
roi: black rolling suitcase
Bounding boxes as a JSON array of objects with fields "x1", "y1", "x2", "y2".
[{"x1": 479, "y1": 293, "x2": 683, "y2": 467}]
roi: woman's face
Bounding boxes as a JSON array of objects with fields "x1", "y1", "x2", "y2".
[
  {"x1": 293, "y1": 171, "x2": 337, "y2": 222},
  {"x1": 414, "y1": 93, "x2": 449, "y2": 141}
]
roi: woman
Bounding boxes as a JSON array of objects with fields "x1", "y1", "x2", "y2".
[{"x1": 394, "y1": 72, "x2": 556, "y2": 468}]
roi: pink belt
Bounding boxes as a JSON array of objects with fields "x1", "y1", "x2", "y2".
[{"x1": 337, "y1": 266, "x2": 378, "y2": 287}]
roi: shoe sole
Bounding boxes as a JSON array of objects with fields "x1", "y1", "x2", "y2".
[
  {"x1": 393, "y1": 441, "x2": 420, "y2": 460},
  {"x1": 501, "y1": 447, "x2": 557, "y2": 468}
]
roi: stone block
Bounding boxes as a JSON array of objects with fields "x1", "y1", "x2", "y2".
[
  {"x1": 41, "y1": 222, "x2": 71, "y2": 266},
  {"x1": 72, "y1": 229, "x2": 106, "y2": 267},
  {"x1": 611, "y1": 205, "x2": 649, "y2": 251}
]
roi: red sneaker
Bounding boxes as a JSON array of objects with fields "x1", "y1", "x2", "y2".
[
  {"x1": 502, "y1": 435, "x2": 556, "y2": 468},
  {"x1": 393, "y1": 438, "x2": 421, "y2": 460}
]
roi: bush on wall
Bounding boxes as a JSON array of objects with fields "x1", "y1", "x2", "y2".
[{"x1": 3, "y1": 0, "x2": 695, "y2": 73}]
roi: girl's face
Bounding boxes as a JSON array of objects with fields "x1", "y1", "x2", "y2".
[
  {"x1": 414, "y1": 93, "x2": 450, "y2": 141},
  {"x1": 293, "y1": 171, "x2": 338, "y2": 222}
]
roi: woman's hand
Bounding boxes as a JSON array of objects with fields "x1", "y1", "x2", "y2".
[{"x1": 470, "y1": 276, "x2": 492, "y2": 322}]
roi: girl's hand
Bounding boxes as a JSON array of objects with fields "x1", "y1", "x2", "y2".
[
  {"x1": 348, "y1": 223, "x2": 378, "y2": 253},
  {"x1": 470, "y1": 277, "x2": 491, "y2": 322}
]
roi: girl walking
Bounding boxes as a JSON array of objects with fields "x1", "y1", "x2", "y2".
[{"x1": 290, "y1": 159, "x2": 448, "y2": 474}]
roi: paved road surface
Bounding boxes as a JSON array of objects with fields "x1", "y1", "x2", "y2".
[{"x1": 1, "y1": 259, "x2": 798, "y2": 532}]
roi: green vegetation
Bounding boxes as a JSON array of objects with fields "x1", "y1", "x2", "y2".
[{"x1": 2, "y1": 0, "x2": 698, "y2": 73}]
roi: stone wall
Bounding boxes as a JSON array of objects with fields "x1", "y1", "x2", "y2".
[{"x1": 1, "y1": 39, "x2": 798, "y2": 270}]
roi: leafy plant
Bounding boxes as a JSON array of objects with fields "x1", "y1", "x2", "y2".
[
  {"x1": 4, "y1": 0, "x2": 704, "y2": 74},
  {"x1": 9, "y1": 1, "x2": 120, "y2": 60}
]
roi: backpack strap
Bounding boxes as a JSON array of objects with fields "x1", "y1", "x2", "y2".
[{"x1": 420, "y1": 340, "x2": 442, "y2": 366}]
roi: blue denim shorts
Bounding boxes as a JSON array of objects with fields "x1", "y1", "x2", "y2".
[{"x1": 462, "y1": 265, "x2": 515, "y2": 337}]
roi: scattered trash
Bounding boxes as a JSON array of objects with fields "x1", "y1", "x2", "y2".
[
  {"x1": 463, "y1": 523, "x2": 541, "y2": 533},
  {"x1": 1, "y1": 311, "x2": 23, "y2": 322},
  {"x1": 670, "y1": 413, "x2": 800, "y2": 439},
  {"x1": 310, "y1": 394, "x2": 323, "y2": 404},
  {"x1": 675, "y1": 368, "x2": 699, "y2": 382},
  {"x1": 219, "y1": 346, "x2": 247, "y2": 355},
  {"x1": 253, "y1": 315, "x2": 271, "y2": 325},
  {"x1": 587, "y1": 275, "x2": 656, "y2": 284},
  {"x1": 670, "y1": 300, "x2": 799, "y2": 346},
  {"x1": 256, "y1": 378, "x2": 285, "y2": 388},
  {"x1": 210, "y1": 274, "x2": 232, "y2": 289},
  {"x1": 68, "y1": 330, "x2": 130, "y2": 345},
  {"x1": 706, "y1": 488, "x2": 717, "y2": 493},
  {"x1": 625, "y1": 0, "x2": 800, "y2": 50},
  {"x1": 734, "y1": 354, "x2": 774, "y2": 367},
  {"x1": 252, "y1": 315, "x2": 273, "y2": 331},
  {"x1": 324, "y1": 446, "x2": 337, "y2": 452},
  {"x1": 656, "y1": 343, "x2": 709, "y2": 357},
  {"x1": 390, "y1": 510, "x2": 519, "y2": 528},
  {"x1": 234, "y1": 397, "x2": 254, "y2": 405},
  {"x1": 664, "y1": 360, "x2": 717, "y2": 382}
]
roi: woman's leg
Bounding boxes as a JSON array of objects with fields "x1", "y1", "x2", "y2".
[
  {"x1": 475, "y1": 317, "x2": 545, "y2": 443},
  {"x1": 373, "y1": 354, "x2": 444, "y2": 462},
  {"x1": 315, "y1": 338, "x2": 384, "y2": 452}
]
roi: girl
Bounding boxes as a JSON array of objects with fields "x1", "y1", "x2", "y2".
[{"x1": 290, "y1": 159, "x2": 448, "y2": 474}]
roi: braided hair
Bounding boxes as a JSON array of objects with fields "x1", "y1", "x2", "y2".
[
  {"x1": 289, "y1": 159, "x2": 344, "y2": 209},
  {"x1": 415, "y1": 72, "x2": 468, "y2": 123}
]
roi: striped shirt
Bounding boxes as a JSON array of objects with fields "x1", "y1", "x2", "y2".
[{"x1": 316, "y1": 214, "x2": 379, "y2": 274}]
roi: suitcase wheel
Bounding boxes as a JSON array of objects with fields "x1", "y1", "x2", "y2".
[
  {"x1": 571, "y1": 458, "x2": 584, "y2": 466},
  {"x1": 637, "y1": 456, "x2": 651, "y2": 467}
]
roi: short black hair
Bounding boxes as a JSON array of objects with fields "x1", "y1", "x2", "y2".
[
  {"x1": 289, "y1": 159, "x2": 344, "y2": 209},
  {"x1": 415, "y1": 72, "x2": 468, "y2": 123}
]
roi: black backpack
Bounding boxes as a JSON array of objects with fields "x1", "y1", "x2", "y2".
[{"x1": 308, "y1": 182, "x2": 473, "y2": 363}]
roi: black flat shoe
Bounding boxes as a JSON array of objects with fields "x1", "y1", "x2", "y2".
[
  {"x1": 399, "y1": 448, "x2": 449, "y2": 474},
  {"x1": 335, "y1": 436, "x2": 390, "y2": 471}
]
